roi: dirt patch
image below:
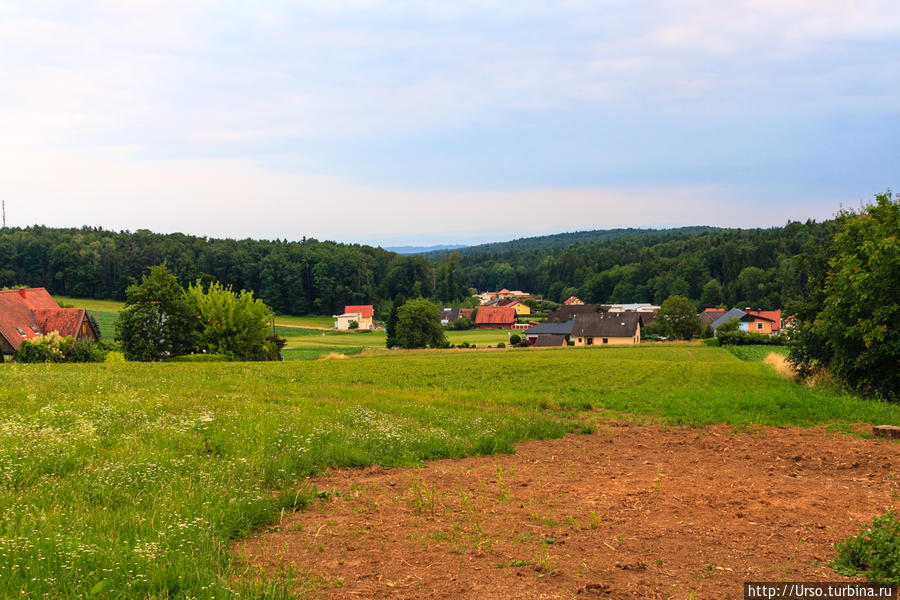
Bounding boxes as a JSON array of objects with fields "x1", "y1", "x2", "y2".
[
  {"x1": 318, "y1": 352, "x2": 348, "y2": 360},
  {"x1": 235, "y1": 423, "x2": 899, "y2": 599}
]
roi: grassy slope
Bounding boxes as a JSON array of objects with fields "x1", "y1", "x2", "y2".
[{"x1": 2, "y1": 347, "x2": 898, "y2": 598}]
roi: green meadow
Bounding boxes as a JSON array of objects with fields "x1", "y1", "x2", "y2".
[{"x1": 2, "y1": 346, "x2": 899, "y2": 599}]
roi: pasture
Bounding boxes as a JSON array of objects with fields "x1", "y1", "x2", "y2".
[{"x1": 1, "y1": 346, "x2": 898, "y2": 599}]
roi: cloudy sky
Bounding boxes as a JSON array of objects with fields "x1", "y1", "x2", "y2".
[{"x1": 1, "y1": 1, "x2": 897, "y2": 246}]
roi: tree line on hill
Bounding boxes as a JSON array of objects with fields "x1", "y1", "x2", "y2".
[
  {"x1": 0, "y1": 227, "x2": 470, "y2": 317},
  {"x1": 453, "y1": 221, "x2": 840, "y2": 310},
  {"x1": 0, "y1": 220, "x2": 837, "y2": 319}
]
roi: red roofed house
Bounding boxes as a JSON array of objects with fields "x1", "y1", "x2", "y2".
[
  {"x1": 475, "y1": 306, "x2": 517, "y2": 329},
  {"x1": 564, "y1": 296, "x2": 584, "y2": 305},
  {"x1": 746, "y1": 310, "x2": 782, "y2": 333},
  {"x1": 334, "y1": 305, "x2": 376, "y2": 330},
  {"x1": 0, "y1": 288, "x2": 99, "y2": 356}
]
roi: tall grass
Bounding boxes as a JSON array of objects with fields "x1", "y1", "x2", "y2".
[{"x1": 1, "y1": 346, "x2": 898, "y2": 598}]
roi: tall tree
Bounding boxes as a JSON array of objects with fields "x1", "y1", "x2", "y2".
[
  {"x1": 658, "y1": 295, "x2": 701, "y2": 340},
  {"x1": 116, "y1": 264, "x2": 197, "y2": 360},
  {"x1": 789, "y1": 192, "x2": 900, "y2": 398},
  {"x1": 395, "y1": 298, "x2": 446, "y2": 349}
]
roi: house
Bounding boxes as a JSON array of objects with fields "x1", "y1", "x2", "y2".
[
  {"x1": 524, "y1": 320, "x2": 574, "y2": 344},
  {"x1": 474, "y1": 306, "x2": 517, "y2": 329},
  {"x1": 709, "y1": 308, "x2": 777, "y2": 335},
  {"x1": 460, "y1": 308, "x2": 474, "y2": 320},
  {"x1": 0, "y1": 288, "x2": 99, "y2": 355},
  {"x1": 334, "y1": 305, "x2": 375, "y2": 330},
  {"x1": 440, "y1": 307, "x2": 462, "y2": 326},
  {"x1": 533, "y1": 334, "x2": 567, "y2": 347},
  {"x1": 503, "y1": 299, "x2": 531, "y2": 316},
  {"x1": 746, "y1": 310, "x2": 782, "y2": 332},
  {"x1": 564, "y1": 296, "x2": 584, "y2": 305},
  {"x1": 545, "y1": 303, "x2": 606, "y2": 323},
  {"x1": 571, "y1": 312, "x2": 641, "y2": 346}
]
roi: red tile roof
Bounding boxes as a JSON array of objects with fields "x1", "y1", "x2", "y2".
[
  {"x1": 703, "y1": 308, "x2": 726, "y2": 313},
  {"x1": 0, "y1": 288, "x2": 98, "y2": 352},
  {"x1": 475, "y1": 306, "x2": 516, "y2": 325},
  {"x1": 564, "y1": 296, "x2": 583, "y2": 305},
  {"x1": 18, "y1": 288, "x2": 60, "y2": 309},
  {"x1": 343, "y1": 305, "x2": 374, "y2": 318},
  {"x1": 460, "y1": 309, "x2": 474, "y2": 319},
  {"x1": 0, "y1": 291, "x2": 43, "y2": 351},
  {"x1": 34, "y1": 308, "x2": 88, "y2": 339}
]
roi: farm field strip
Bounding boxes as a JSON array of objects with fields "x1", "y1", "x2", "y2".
[{"x1": 1, "y1": 347, "x2": 898, "y2": 599}]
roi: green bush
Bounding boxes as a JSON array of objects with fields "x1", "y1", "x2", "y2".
[
  {"x1": 702, "y1": 338, "x2": 719, "y2": 347},
  {"x1": 832, "y1": 511, "x2": 900, "y2": 584},
  {"x1": 509, "y1": 334, "x2": 521, "y2": 345},
  {"x1": 717, "y1": 330, "x2": 786, "y2": 346},
  {"x1": 497, "y1": 342, "x2": 505, "y2": 348},
  {"x1": 14, "y1": 333, "x2": 108, "y2": 363},
  {"x1": 447, "y1": 317, "x2": 475, "y2": 330}
]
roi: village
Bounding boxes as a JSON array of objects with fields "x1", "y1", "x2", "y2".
[{"x1": 331, "y1": 288, "x2": 782, "y2": 348}]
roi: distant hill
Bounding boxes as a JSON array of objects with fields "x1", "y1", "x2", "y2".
[
  {"x1": 386, "y1": 244, "x2": 469, "y2": 255},
  {"x1": 425, "y1": 226, "x2": 721, "y2": 257}
]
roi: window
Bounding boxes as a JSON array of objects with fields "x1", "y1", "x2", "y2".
[
  {"x1": 15, "y1": 327, "x2": 26, "y2": 336},
  {"x1": 602, "y1": 338, "x2": 608, "y2": 344},
  {"x1": 586, "y1": 337, "x2": 593, "y2": 345},
  {"x1": 756, "y1": 322, "x2": 763, "y2": 330},
  {"x1": 29, "y1": 325, "x2": 40, "y2": 333},
  {"x1": 577, "y1": 337, "x2": 582, "y2": 343}
]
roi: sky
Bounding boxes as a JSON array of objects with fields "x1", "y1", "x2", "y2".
[{"x1": 0, "y1": 1, "x2": 898, "y2": 247}]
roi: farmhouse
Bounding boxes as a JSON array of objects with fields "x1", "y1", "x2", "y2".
[
  {"x1": 0, "y1": 288, "x2": 99, "y2": 355},
  {"x1": 709, "y1": 308, "x2": 777, "y2": 335},
  {"x1": 475, "y1": 306, "x2": 517, "y2": 329},
  {"x1": 334, "y1": 305, "x2": 376, "y2": 330},
  {"x1": 571, "y1": 312, "x2": 641, "y2": 346},
  {"x1": 440, "y1": 307, "x2": 462, "y2": 326}
]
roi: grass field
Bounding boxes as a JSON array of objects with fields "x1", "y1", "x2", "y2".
[{"x1": 1, "y1": 346, "x2": 899, "y2": 599}]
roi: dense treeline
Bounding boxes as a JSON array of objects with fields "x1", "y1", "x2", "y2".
[
  {"x1": 0, "y1": 227, "x2": 466, "y2": 316},
  {"x1": 426, "y1": 226, "x2": 718, "y2": 257},
  {"x1": 455, "y1": 221, "x2": 840, "y2": 310},
  {"x1": 0, "y1": 220, "x2": 837, "y2": 315}
]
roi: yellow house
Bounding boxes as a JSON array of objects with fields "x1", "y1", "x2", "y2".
[
  {"x1": 571, "y1": 313, "x2": 641, "y2": 346},
  {"x1": 334, "y1": 305, "x2": 376, "y2": 330},
  {"x1": 507, "y1": 300, "x2": 531, "y2": 316}
]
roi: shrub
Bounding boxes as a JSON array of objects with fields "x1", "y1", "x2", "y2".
[
  {"x1": 717, "y1": 330, "x2": 786, "y2": 346},
  {"x1": 509, "y1": 334, "x2": 521, "y2": 345},
  {"x1": 447, "y1": 317, "x2": 474, "y2": 330},
  {"x1": 497, "y1": 342, "x2": 505, "y2": 348},
  {"x1": 832, "y1": 511, "x2": 900, "y2": 584},
  {"x1": 14, "y1": 333, "x2": 108, "y2": 363},
  {"x1": 104, "y1": 351, "x2": 126, "y2": 363},
  {"x1": 348, "y1": 320, "x2": 359, "y2": 330}
]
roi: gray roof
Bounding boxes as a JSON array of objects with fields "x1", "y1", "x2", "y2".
[
  {"x1": 709, "y1": 308, "x2": 747, "y2": 330},
  {"x1": 545, "y1": 304, "x2": 606, "y2": 323},
  {"x1": 525, "y1": 320, "x2": 574, "y2": 335},
  {"x1": 441, "y1": 308, "x2": 462, "y2": 322},
  {"x1": 533, "y1": 334, "x2": 567, "y2": 347},
  {"x1": 572, "y1": 312, "x2": 640, "y2": 337}
]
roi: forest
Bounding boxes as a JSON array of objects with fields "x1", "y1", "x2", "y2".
[{"x1": 0, "y1": 219, "x2": 837, "y2": 315}]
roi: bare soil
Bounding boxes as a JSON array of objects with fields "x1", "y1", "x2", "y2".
[{"x1": 235, "y1": 422, "x2": 899, "y2": 599}]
